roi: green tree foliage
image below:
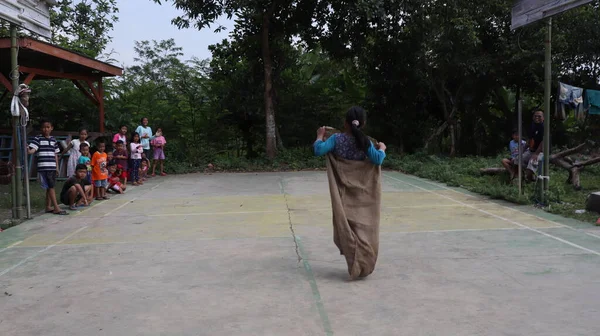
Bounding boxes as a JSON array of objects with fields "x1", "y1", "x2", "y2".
[
  {"x1": 3, "y1": 0, "x2": 600, "y2": 166},
  {"x1": 50, "y1": 0, "x2": 120, "y2": 58}
]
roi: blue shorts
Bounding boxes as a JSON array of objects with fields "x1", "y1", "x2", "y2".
[
  {"x1": 38, "y1": 171, "x2": 57, "y2": 190},
  {"x1": 94, "y1": 179, "x2": 108, "y2": 188}
]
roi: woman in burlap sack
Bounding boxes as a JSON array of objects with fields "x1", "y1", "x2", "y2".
[{"x1": 314, "y1": 106, "x2": 387, "y2": 279}]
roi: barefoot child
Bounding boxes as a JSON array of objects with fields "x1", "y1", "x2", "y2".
[
  {"x1": 140, "y1": 158, "x2": 150, "y2": 181},
  {"x1": 28, "y1": 119, "x2": 68, "y2": 215},
  {"x1": 130, "y1": 132, "x2": 144, "y2": 186},
  {"x1": 91, "y1": 139, "x2": 109, "y2": 200},
  {"x1": 60, "y1": 164, "x2": 93, "y2": 210},
  {"x1": 107, "y1": 161, "x2": 125, "y2": 194},
  {"x1": 501, "y1": 129, "x2": 527, "y2": 181},
  {"x1": 151, "y1": 127, "x2": 167, "y2": 176}
]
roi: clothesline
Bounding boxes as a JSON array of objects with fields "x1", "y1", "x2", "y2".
[{"x1": 556, "y1": 81, "x2": 600, "y2": 120}]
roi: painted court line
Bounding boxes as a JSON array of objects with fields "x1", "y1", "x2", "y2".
[
  {"x1": 0, "y1": 240, "x2": 23, "y2": 254},
  {"x1": 297, "y1": 237, "x2": 333, "y2": 336},
  {"x1": 386, "y1": 227, "x2": 559, "y2": 234},
  {"x1": 0, "y1": 226, "x2": 88, "y2": 278},
  {"x1": 147, "y1": 204, "x2": 470, "y2": 217},
  {"x1": 384, "y1": 174, "x2": 600, "y2": 257},
  {"x1": 11, "y1": 236, "x2": 292, "y2": 248},
  {"x1": 396, "y1": 173, "x2": 600, "y2": 240}
]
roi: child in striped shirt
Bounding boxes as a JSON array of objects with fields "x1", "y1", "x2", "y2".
[{"x1": 28, "y1": 120, "x2": 67, "y2": 215}]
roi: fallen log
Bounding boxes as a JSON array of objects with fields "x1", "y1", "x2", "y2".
[
  {"x1": 550, "y1": 141, "x2": 599, "y2": 190},
  {"x1": 479, "y1": 141, "x2": 600, "y2": 190},
  {"x1": 479, "y1": 167, "x2": 508, "y2": 175}
]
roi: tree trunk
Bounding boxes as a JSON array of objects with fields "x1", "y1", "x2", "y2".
[
  {"x1": 449, "y1": 122, "x2": 456, "y2": 157},
  {"x1": 262, "y1": 8, "x2": 277, "y2": 159}
]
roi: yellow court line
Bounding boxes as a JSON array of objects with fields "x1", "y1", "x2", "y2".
[
  {"x1": 384, "y1": 173, "x2": 600, "y2": 256},
  {"x1": 397, "y1": 174, "x2": 600, "y2": 240}
]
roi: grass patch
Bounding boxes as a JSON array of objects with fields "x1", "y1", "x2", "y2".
[
  {"x1": 384, "y1": 153, "x2": 600, "y2": 225},
  {"x1": 0, "y1": 181, "x2": 65, "y2": 229}
]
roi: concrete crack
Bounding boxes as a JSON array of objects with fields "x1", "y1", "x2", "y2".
[{"x1": 279, "y1": 179, "x2": 302, "y2": 264}]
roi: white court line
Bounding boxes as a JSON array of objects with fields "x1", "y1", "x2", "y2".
[
  {"x1": 0, "y1": 226, "x2": 88, "y2": 278},
  {"x1": 384, "y1": 173, "x2": 600, "y2": 256},
  {"x1": 0, "y1": 240, "x2": 23, "y2": 254},
  {"x1": 0, "y1": 182, "x2": 162, "y2": 277},
  {"x1": 147, "y1": 204, "x2": 471, "y2": 217},
  {"x1": 384, "y1": 227, "x2": 559, "y2": 234},
  {"x1": 395, "y1": 173, "x2": 600, "y2": 241}
]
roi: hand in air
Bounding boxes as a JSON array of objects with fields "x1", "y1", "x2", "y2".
[
  {"x1": 316, "y1": 126, "x2": 326, "y2": 139},
  {"x1": 377, "y1": 142, "x2": 387, "y2": 151}
]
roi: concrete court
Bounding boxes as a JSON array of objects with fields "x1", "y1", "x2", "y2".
[{"x1": 1, "y1": 171, "x2": 600, "y2": 336}]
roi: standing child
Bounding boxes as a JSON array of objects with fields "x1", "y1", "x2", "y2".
[
  {"x1": 112, "y1": 125, "x2": 128, "y2": 149},
  {"x1": 28, "y1": 120, "x2": 67, "y2": 215},
  {"x1": 151, "y1": 127, "x2": 167, "y2": 176},
  {"x1": 130, "y1": 132, "x2": 144, "y2": 186},
  {"x1": 91, "y1": 139, "x2": 109, "y2": 200},
  {"x1": 78, "y1": 143, "x2": 92, "y2": 184},
  {"x1": 60, "y1": 164, "x2": 92, "y2": 210},
  {"x1": 135, "y1": 117, "x2": 153, "y2": 163},
  {"x1": 113, "y1": 140, "x2": 129, "y2": 185},
  {"x1": 63, "y1": 128, "x2": 89, "y2": 178}
]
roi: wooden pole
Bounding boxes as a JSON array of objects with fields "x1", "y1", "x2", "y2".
[
  {"x1": 543, "y1": 18, "x2": 552, "y2": 201},
  {"x1": 518, "y1": 100, "x2": 523, "y2": 195},
  {"x1": 98, "y1": 79, "x2": 105, "y2": 133}
]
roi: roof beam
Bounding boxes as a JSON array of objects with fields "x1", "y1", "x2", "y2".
[
  {"x1": 72, "y1": 80, "x2": 99, "y2": 106},
  {"x1": 0, "y1": 38, "x2": 123, "y2": 76},
  {"x1": 0, "y1": 72, "x2": 12, "y2": 92},
  {"x1": 19, "y1": 66, "x2": 101, "y2": 82}
]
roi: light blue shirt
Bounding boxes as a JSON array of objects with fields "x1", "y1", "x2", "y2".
[
  {"x1": 135, "y1": 125, "x2": 153, "y2": 150},
  {"x1": 313, "y1": 133, "x2": 386, "y2": 166}
]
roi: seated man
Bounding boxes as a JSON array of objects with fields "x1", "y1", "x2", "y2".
[
  {"x1": 521, "y1": 110, "x2": 545, "y2": 182},
  {"x1": 501, "y1": 129, "x2": 526, "y2": 180},
  {"x1": 60, "y1": 164, "x2": 93, "y2": 211}
]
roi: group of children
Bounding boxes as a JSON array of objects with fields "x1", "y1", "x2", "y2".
[{"x1": 27, "y1": 117, "x2": 167, "y2": 215}]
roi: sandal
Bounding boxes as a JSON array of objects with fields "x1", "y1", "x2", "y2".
[
  {"x1": 102, "y1": 196, "x2": 110, "y2": 200},
  {"x1": 160, "y1": 172, "x2": 167, "y2": 176},
  {"x1": 69, "y1": 205, "x2": 78, "y2": 211},
  {"x1": 52, "y1": 210, "x2": 69, "y2": 215},
  {"x1": 45, "y1": 209, "x2": 55, "y2": 213},
  {"x1": 95, "y1": 197, "x2": 104, "y2": 201}
]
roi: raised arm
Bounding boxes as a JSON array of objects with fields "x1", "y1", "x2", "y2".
[
  {"x1": 366, "y1": 141, "x2": 386, "y2": 166},
  {"x1": 313, "y1": 130, "x2": 336, "y2": 157}
]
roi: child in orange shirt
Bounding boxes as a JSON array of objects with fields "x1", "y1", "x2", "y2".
[{"x1": 91, "y1": 139, "x2": 109, "y2": 200}]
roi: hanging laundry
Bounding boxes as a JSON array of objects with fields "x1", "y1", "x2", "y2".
[
  {"x1": 557, "y1": 82, "x2": 584, "y2": 120},
  {"x1": 585, "y1": 89, "x2": 600, "y2": 115}
]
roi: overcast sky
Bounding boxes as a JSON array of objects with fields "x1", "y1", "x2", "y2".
[{"x1": 104, "y1": 0, "x2": 234, "y2": 67}]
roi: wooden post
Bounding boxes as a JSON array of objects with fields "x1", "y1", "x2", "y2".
[
  {"x1": 98, "y1": 79, "x2": 105, "y2": 133},
  {"x1": 518, "y1": 100, "x2": 523, "y2": 195}
]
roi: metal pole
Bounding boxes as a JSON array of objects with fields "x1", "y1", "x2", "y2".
[
  {"x1": 10, "y1": 25, "x2": 23, "y2": 219},
  {"x1": 22, "y1": 124, "x2": 31, "y2": 218},
  {"x1": 543, "y1": 18, "x2": 552, "y2": 201},
  {"x1": 518, "y1": 100, "x2": 523, "y2": 195}
]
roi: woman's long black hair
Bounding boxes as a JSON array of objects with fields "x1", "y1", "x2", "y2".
[{"x1": 346, "y1": 106, "x2": 370, "y2": 153}]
